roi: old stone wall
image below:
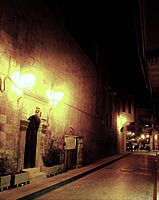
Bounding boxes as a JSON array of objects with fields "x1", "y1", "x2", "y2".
[{"x1": 0, "y1": 0, "x2": 111, "y2": 171}]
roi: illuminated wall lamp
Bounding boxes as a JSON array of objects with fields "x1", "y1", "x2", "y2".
[
  {"x1": 46, "y1": 89, "x2": 64, "y2": 108},
  {"x1": 117, "y1": 116, "x2": 127, "y2": 127},
  {"x1": 11, "y1": 71, "x2": 36, "y2": 95},
  {"x1": 120, "y1": 117, "x2": 126, "y2": 125},
  {"x1": 117, "y1": 115, "x2": 127, "y2": 133}
]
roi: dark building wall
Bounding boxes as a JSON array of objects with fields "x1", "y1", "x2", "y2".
[
  {"x1": 0, "y1": 0, "x2": 119, "y2": 171},
  {"x1": 143, "y1": 0, "x2": 159, "y2": 51}
]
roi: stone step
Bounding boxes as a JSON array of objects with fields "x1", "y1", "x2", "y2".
[
  {"x1": 23, "y1": 167, "x2": 40, "y2": 174},
  {"x1": 29, "y1": 172, "x2": 47, "y2": 183},
  {"x1": 23, "y1": 168, "x2": 47, "y2": 183}
]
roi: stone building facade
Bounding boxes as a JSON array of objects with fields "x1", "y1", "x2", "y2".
[{"x1": 0, "y1": 0, "x2": 134, "y2": 174}]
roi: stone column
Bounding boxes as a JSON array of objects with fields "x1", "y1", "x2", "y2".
[
  {"x1": 36, "y1": 124, "x2": 46, "y2": 169},
  {"x1": 118, "y1": 127, "x2": 125, "y2": 153},
  {"x1": 19, "y1": 119, "x2": 29, "y2": 171},
  {"x1": 76, "y1": 137, "x2": 84, "y2": 168}
]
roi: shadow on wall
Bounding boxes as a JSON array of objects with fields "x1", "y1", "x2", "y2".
[{"x1": 96, "y1": 131, "x2": 118, "y2": 159}]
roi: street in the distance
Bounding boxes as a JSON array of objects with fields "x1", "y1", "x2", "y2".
[{"x1": 36, "y1": 152, "x2": 157, "y2": 200}]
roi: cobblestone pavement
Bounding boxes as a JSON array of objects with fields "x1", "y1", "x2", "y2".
[{"x1": 36, "y1": 152, "x2": 157, "y2": 200}]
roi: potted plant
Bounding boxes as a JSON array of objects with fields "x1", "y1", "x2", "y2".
[
  {"x1": 0, "y1": 152, "x2": 11, "y2": 191},
  {"x1": 41, "y1": 128, "x2": 65, "y2": 177},
  {"x1": 41, "y1": 131, "x2": 65, "y2": 177},
  {"x1": 41, "y1": 146, "x2": 65, "y2": 177}
]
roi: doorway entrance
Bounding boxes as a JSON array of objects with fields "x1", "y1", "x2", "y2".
[{"x1": 24, "y1": 108, "x2": 41, "y2": 168}]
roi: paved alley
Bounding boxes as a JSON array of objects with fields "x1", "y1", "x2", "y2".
[{"x1": 36, "y1": 152, "x2": 157, "y2": 200}]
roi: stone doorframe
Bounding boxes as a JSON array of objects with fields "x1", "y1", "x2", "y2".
[{"x1": 19, "y1": 120, "x2": 45, "y2": 171}]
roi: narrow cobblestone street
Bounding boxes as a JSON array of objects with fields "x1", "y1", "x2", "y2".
[{"x1": 36, "y1": 152, "x2": 157, "y2": 200}]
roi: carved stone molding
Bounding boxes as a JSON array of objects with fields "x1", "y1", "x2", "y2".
[{"x1": 20, "y1": 120, "x2": 29, "y2": 131}]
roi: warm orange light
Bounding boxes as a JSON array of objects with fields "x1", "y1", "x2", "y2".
[
  {"x1": 46, "y1": 88, "x2": 64, "y2": 107},
  {"x1": 120, "y1": 117, "x2": 126, "y2": 125},
  {"x1": 11, "y1": 72, "x2": 21, "y2": 86},
  {"x1": 20, "y1": 73, "x2": 36, "y2": 89},
  {"x1": 146, "y1": 134, "x2": 149, "y2": 138},
  {"x1": 11, "y1": 72, "x2": 23, "y2": 95},
  {"x1": 54, "y1": 92, "x2": 64, "y2": 101},
  {"x1": 117, "y1": 115, "x2": 126, "y2": 126},
  {"x1": 11, "y1": 71, "x2": 36, "y2": 94},
  {"x1": 127, "y1": 131, "x2": 131, "y2": 135},
  {"x1": 117, "y1": 115, "x2": 127, "y2": 133}
]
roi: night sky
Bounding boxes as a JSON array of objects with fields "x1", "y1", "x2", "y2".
[{"x1": 45, "y1": 0, "x2": 151, "y2": 106}]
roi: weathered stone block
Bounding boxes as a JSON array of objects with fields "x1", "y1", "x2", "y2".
[
  {"x1": 0, "y1": 174, "x2": 11, "y2": 191},
  {"x1": 2, "y1": 124, "x2": 12, "y2": 134},
  {"x1": 0, "y1": 131, "x2": 6, "y2": 150},
  {"x1": 0, "y1": 114, "x2": 6, "y2": 124},
  {"x1": 41, "y1": 164, "x2": 65, "y2": 177},
  {"x1": 12, "y1": 172, "x2": 29, "y2": 187}
]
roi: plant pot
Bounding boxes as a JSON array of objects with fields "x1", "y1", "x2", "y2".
[
  {"x1": 0, "y1": 174, "x2": 11, "y2": 191},
  {"x1": 41, "y1": 164, "x2": 65, "y2": 177},
  {"x1": 11, "y1": 171, "x2": 30, "y2": 187}
]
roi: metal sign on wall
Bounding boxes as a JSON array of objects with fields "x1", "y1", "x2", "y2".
[{"x1": 64, "y1": 135, "x2": 76, "y2": 149}]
